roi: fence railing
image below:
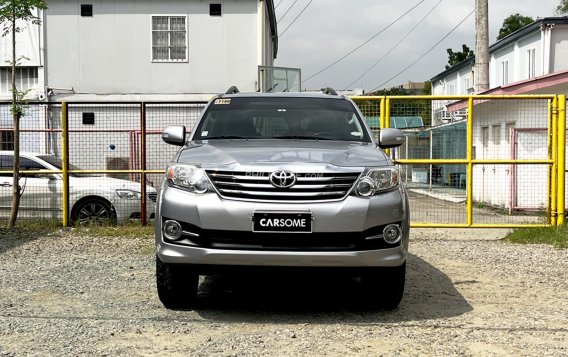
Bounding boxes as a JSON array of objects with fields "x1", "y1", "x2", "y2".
[
  {"x1": 0, "y1": 95, "x2": 566, "y2": 228},
  {"x1": 353, "y1": 94, "x2": 566, "y2": 227}
]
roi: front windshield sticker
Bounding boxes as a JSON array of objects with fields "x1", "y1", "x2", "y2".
[
  {"x1": 214, "y1": 99, "x2": 231, "y2": 105},
  {"x1": 201, "y1": 131, "x2": 209, "y2": 137}
]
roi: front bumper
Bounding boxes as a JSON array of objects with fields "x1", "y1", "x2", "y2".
[
  {"x1": 155, "y1": 185, "x2": 409, "y2": 268},
  {"x1": 114, "y1": 199, "x2": 156, "y2": 223}
]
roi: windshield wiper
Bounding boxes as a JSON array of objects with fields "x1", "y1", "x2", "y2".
[{"x1": 271, "y1": 135, "x2": 331, "y2": 140}]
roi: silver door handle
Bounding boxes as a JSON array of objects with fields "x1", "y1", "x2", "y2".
[{"x1": 0, "y1": 183, "x2": 12, "y2": 187}]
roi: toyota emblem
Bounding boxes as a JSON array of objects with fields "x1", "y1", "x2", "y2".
[{"x1": 269, "y1": 170, "x2": 296, "y2": 188}]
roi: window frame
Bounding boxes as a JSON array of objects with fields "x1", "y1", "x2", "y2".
[
  {"x1": 501, "y1": 60, "x2": 509, "y2": 85},
  {"x1": 527, "y1": 48, "x2": 536, "y2": 79},
  {"x1": 151, "y1": 14, "x2": 189, "y2": 63}
]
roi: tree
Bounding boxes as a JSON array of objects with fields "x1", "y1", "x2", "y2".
[
  {"x1": 556, "y1": 0, "x2": 568, "y2": 14},
  {"x1": 497, "y1": 13, "x2": 534, "y2": 40},
  {"x1": 446, "y1": 44, "x2": 474, "y2": 70},
  {"x1": 0, "y1": 0, "x2": 48, "y2": 228}
]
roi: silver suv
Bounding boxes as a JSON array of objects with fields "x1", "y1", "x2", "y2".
[{"x1": 155, "y1": 89, "x2": 409, "y2": 309}]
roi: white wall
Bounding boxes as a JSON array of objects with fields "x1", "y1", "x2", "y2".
[
  {"x1": 472, "y1": 100, "x2": 549, "y2": 209},
  {"x1": 45, "y1": 0, "x2": 268, "y2": 97},
  {"x1": 550, "y1": 25, "x2": 568, "y2": 73},
  {"x1": 0, "y1": 12, "x2": 43, "y2": 66}
]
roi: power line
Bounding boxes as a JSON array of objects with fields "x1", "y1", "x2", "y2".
[
  {"x1": 279, "y1": 0, "x2": 313, "y2": 38},
  {"x1": 303, "y1": 0, "x2": 425, "y2": 83},
  {"x1": 277, "y1": 0, "x2": 299, "y2": 24},
  {"x1": 342, "y1": 0, "x2": 442, "y2": 91},
  {"x1": 368, "y1": 9, "x2": 474, "y2": 93}
]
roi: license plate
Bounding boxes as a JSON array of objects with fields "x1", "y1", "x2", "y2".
[{"x1": 253, "y1": 212, "x2": 312, "y2": 233}]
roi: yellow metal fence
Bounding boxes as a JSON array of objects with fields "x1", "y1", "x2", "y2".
[
  {"x1": 353, "y1": 94, "x2": 566, "y2": 228},
  {"x1": 0, "y1": 96, "x2": 565, "y2": 228}
]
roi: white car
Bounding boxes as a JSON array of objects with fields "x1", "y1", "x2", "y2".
[{"x1": 0, "y1": 151, "x2": 156, "y2": 224}]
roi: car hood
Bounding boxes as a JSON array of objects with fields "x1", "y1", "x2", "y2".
[{"x1": 176, "y1": 139, "x2": 390, "y2": 168}]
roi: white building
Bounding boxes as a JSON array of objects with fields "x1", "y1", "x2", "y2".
[
  {"x1": 429, "y1": 16, "x2": 568, "y2": 212},
  {"x1": 0, "y1": 0, "x2": 286, "y2": 175},
  {"x1": 0, "y1": 0, "x2": 279, "y2": 101}
]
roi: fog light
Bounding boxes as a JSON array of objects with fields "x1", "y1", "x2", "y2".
[
  {"x1": 383, "y1": 224, "x2": 402, "y2": 244},
  {"x1": 163, "y1": 220, "x2": 182, "y2": 241},
  {"x1": 356, "y1": 177, "x2": 375, "y2": 196}
]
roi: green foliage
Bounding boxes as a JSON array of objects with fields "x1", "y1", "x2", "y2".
[
  {"x1": 505, "y1": 225, "x2": 568, "y2": 249},
  {"x1": 446, "y1": 44, "x2": 474, "y2": 70},
  {"x1": 423, "y1": 81, "x2": 432, "y2": 95},
  {"x1": 0, "y1": 0, "x2": 48, "y2": 36},
  {"x1": 556, "y1": 0, "x2": 568, "y2": 14},
  {"x1": 497, "y1": 13, "x2": 534, "y2": 40},
  {"x1": 10, "y1": 87, "x2": 31, "y2": 117}
]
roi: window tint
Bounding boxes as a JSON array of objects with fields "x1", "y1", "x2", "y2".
[{"x1": 194, "y1": 97, "x2": 370, "y2": 142}]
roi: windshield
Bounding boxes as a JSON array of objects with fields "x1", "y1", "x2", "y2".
[{"x1": 193, "y1": 97, "x2": 371, "y2": 142}]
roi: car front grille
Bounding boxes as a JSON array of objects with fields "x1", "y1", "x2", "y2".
[
  {"x1": 148, "y1": 192, "x2": 157, "y2": 202},
  {"x1": 206, "y1": 170, "x2": 361, "y2": 201}
]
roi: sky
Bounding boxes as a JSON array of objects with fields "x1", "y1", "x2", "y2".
[{"x1": 273, "y1": 0, "x2": 561, "y2": 92}]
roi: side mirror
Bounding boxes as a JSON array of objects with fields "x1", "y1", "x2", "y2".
[
  {"x1": 162, "y1": 126, "x2": 186, "y2": 146},
  {"x1": 379, "y1": 128, "x2": 405, "y2": 149}
]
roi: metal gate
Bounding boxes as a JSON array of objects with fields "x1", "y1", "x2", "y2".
[{"x1": 352, "y1": 95, "x2": 566, "y2": 228}]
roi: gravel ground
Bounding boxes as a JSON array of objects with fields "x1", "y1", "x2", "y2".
[{"x1": 0, "y1": 228, "x2": 567, "y2": 356}]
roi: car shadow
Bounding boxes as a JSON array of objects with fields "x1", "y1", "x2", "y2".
[
  {"x1": 194, "y1": 253, "x2": 473, "y2": 323},
  {"x1": 0, "y1": 223, "x2": 58, "y2": 255}
]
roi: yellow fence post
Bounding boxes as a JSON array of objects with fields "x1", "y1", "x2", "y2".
[
  {"x1": 466, "y1": 97, "x2": 474, "y2": 226},
  {"x1": 551, "y1": 97, "x2": 558, "y2": 226},
  {"x1": 61, "y1": 102, "x2": 70, "y2": 227},
  {"x1": 557, "y1": 94, "x2": 566, "y2": 225},
  {"x1": 380, "y1": 97, "x2": 386, "y2": 129}
]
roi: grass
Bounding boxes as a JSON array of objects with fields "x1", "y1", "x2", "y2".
[
  {"x1": 0, "y1": 220, "x2": 154, "y2": 239},
  {"x1": 504, "y1": 225, "x2": 568, "y2": 249}
]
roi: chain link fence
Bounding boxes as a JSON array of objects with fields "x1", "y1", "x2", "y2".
[{"x1": 0, "y1": 95, "x2": 565, "y2": 227}]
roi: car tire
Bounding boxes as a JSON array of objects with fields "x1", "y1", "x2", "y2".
[
  {"x1": 71, "y1": 198, "x2": 117, "y2": 226},
  {"x1": 156, "y1": 256, "x2": 199, "y2": 309},
  {"x1": 360, "y1": 262, "x2": 406, "y2": 310}
]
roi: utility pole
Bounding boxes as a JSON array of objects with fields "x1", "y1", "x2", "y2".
[{"x1": 474, "y1": 0, "x2": 490, "y2": 92}]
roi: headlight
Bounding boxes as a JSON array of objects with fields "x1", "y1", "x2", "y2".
[
  {"x1": 116, "y1": 189, "x2": 142, "y2": 200},
  {"x1": 354, "y1": 168, "x2": 399, "y2": 197},
  {"x1": 166, "y1": 164, "x2": 211, "y2": 194}
]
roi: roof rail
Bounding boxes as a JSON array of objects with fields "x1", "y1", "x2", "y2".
[
  {"x1": 321, "y1": 87, "x2": 338, "y2": 96},
  {"x1": 225, "y1": 86, "x2": 240, "y2": 94}
]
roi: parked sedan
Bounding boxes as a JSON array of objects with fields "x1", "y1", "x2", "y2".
[{"x1": 0, "y1": 151, "x2": 156, "y2": 224}]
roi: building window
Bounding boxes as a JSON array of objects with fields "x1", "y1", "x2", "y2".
[
  {"x1": 462, "y1": 77, "x2": 470, "y2": 93},
  {"x1": 501, "y1": 60, "x2": 509, "y2": 85},
  {"x1": 492, "y1": 124, "x2": 501, "y2": 145},
  {"x1": 82, "y1": 112, "x2": 95, "y2": 125},
  {"x1": 152, "y1": 16, "x2": 187, "y2": 62},
  {"x1": 481, "y1": 126, "x2": 489, "y2": 149},
  {"x1": 0, "y1": 131, "x2": 14, "y2": 151},
  {"x1": 81, "y1": 4, "x2": 93, "y2": 17},
  {"x1": 210, "y1": 4, "x2": 222, "y2": 16},
  {"x1": 0, "y1": 67, "x2": 38, "y2": 94},
  {"x1": 448, "y1": 83, "x2": 456, "y2": 95},
  {"x1": 527, "y1": 48, "x2": 536, "y2": 79}
]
